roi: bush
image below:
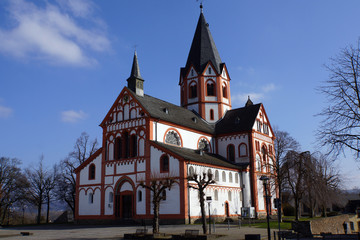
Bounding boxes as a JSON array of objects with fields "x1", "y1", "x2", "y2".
[{"x1": 283, "y1": 204, "x2": 295, "y2": 216}]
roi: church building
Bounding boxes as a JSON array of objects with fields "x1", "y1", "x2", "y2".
[{"x1": 75, "y1": 8, "x2": 277, "y2": 224}]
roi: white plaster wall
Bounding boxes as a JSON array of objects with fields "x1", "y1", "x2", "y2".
[
  {"x1": 217, "y1": 135, "x2": 249, "y2": 163},
  {"x1": 78, "y1": 188, "x2": 101, "y2": 216},
  {"x1": 204, "y1": 103, "x2": 219, "y2": 123},
  {"x1": 155, "y1": 122, "x2": 213, "y2": 152},
  {"x1": 137, "y1": 160, "x2": 146, "y2": 172},
  {"x1": 79, "y1": 153, "x2": 102, "y2": 185},
  {"x1": 116, "y1": 162, "x2": 135, "y2": 174},
  {"x1": 158, "y1": 184, "x2": 180, "y2": 214},
  {"x1": 257, "y1": 176, "x2": 265, "y2": 211},
  {"x1": 105, "y1": 164, "x2": 114, "y2": 175},
  {"x1": 242, "y1": 172, "x2": 252, "y2": 207},
  {"x1": 104, "y1": 187, "x2": 114, "y2": 215},
  {"x1": 136, "y1": 188, "x2": 146, "y2": 215},
  {"x1": 150, "y1": 146, "x2": 179, "y2": 176}
]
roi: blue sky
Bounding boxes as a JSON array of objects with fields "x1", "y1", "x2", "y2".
[{"x1": 0, "y1": 0, "x2": 359, "y2": 189}]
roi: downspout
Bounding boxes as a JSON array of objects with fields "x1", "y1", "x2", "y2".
[{"x1": 186, "y1": 162, "x2": 191, "y2": 224}]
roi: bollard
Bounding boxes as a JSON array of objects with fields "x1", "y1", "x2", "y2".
[{"x1": 227, "y1": 219, "x2": 230, "y2": 230}]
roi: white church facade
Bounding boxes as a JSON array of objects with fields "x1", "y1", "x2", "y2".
[{"x1": 75, "y1": 10, "x2": 277, "y2": 224}]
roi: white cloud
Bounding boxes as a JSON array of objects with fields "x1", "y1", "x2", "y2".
[
  {"x1": 0, "y1": 105, "x2": 13, "y2": 119},
  {"x1": 61, "y1": 110, "x2": 87, "y2": 123},
  {"x1": 262, "y1": 83, "x2": 277, "y2": 93},
  {"x1": 0, "y1": 0, "x2": 110, "y2": 66},
  {"x1": 56, "y1": 0, "x2": 94, "y2": 18}
]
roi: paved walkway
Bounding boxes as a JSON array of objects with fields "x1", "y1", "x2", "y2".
[{"x1": 0, "y1": 224, "x2": 278, "y2": 240}]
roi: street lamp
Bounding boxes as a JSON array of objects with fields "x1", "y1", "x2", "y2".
[
  {"x1": 260, "y1": 175, "x2": 271, "y2": 240},
  {"x1": 206, "y1": 196, "x2": 212, "y2": 234}
]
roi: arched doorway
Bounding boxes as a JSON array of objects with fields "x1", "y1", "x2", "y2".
[{"x1": 114, "y1": 179, "x2": 134, "y2": 219}]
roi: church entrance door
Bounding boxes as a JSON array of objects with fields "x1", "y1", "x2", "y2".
[{"x1": 114, "y1": 179, "x2": 134, "y2": 219}]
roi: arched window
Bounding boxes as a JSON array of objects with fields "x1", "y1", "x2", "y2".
[
  {"x1": 235, "y1": 173, "x2": 239, "y2": 184},
  {"x1": 207, "y1": 169, "x2": 213, "y2": 180},
  {"x1": 214, "y1": 190, "x2": 218, "y2": 201},
  {"x1": 210, "y1": 109, "x2": 214, "y2": 120},
  {"x1": 227, "y1": 145, "x2": 235, "y2": 162},
  {"x1": 208, "y1": 67, "x2": 212, "y2": 74},
  {"x1": 165, "y1": 130, "x2": 181, "y2": 146},
  {"x1": 198, "y1": 138, "x2": 210, "y2": 152},
  {"x1": 222, "y1": 171, "x2": 226, "y2": 182},
  {"x1": 189, "y1": 83, "x2": 197, "y2": 98},
  {"x1": 215, "y1": 170, "x2": 219, "y2": 181},
  {"x1": 239, "y1": 143, "x2": 247, "y2": 157},
  {"x1": 188, "y1": 166, "x2": 195, "y2": 177},
  {"x1": 206, "y1": 81, "x2": 215, "y2": 96},
  {"x1": 123, "y1": 131, "x2": 129, "y2": 158},
  {"x1": 89, "y1": 192, "x2": 94, "y2": 204},
  {"x1": 138, "y1": 190, "x2": 142, "y2": 202},
  {"x1": 181, "y1": 88, "x2": 184, "y2": 104},
  {"x1": 228, "y1": 191, "x2": 232, "y2": 201},
  {"x1": 89, "y1": 164, "x2": 95, "y2": 180},
  {"x1": 130, "y1": 135, "x2": 137, "y2": 157},
  {"x1": 262, "y1": 146, "x2": 267, "y2": 172},
  {"x1": 229, "y1": 172, "x2": 233, "y2": 183},
  {"x1": 109, "y1": 192, "x2": 113, "y2": 203},
  {"x1": 114, "y1": 137, "x2": 122, "y2": 159},
  {"x1": 222, "y1": 83, "x2": 228, "y2": 98},
  {"x1": 160, "y1": 155, "x2": 169, "y2": 172}
]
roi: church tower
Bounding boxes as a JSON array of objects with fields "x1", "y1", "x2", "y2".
[{"x1": 179, "y1": 7, "x2": 231, "y2": 123}]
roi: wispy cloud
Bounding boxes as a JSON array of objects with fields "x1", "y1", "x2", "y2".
[
  {"x1": 232, "y1": 83, "x2": 278, "y2": 106},
  {"x1": 61, "y1": 110, "x2": 87, "y2": 123},
  {"x1": 0, "y1": 0, "x2": 110, "y2": 66},
  {"x1": 0, "y1": 105, "x2": 13, "y2": 119}
]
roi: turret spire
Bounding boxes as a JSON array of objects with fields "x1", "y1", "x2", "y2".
[{"x1": 127, "y1": 51, "x2": 144, "y2": 97}]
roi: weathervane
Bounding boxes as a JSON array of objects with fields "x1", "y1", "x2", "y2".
[{"x1": 196, "y1": 0, "x2": 205, "y2": 12}]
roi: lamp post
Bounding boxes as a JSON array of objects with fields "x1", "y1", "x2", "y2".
[
  {"x1": 206, "y1": 196, "x2": 212, "y2": 234},
  {"x1": 260, "y1": 175, "x2": 271, "y2": 240}
]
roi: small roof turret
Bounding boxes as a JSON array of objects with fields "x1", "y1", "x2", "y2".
[
  {"x1": 245, "y1": 96, "x2": 253, "y2": 107},
  {"x1": 127, "y1": 51, "x2": 144, "y2": 97}
]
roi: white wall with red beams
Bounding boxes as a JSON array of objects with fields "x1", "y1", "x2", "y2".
[{"x1": 180, "y1": 63, "x2": 231, "y2": 123}]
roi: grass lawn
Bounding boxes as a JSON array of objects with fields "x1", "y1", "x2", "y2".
[{"x1": 241, "y1": 220, "x2": 292, "y2": 230}]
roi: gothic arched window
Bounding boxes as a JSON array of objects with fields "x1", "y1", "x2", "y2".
[
  {"x1": 89, "y1": 164, "x2": 95, "y2": 180},
  {"x1": 222, "y1": 83, "x2": 228, "y2": 98},
  {"x1": 227, "y1": 144, "x2": 235, "y2": 162},
  {"x1": 206, "y1": 81, "x2": 215, "y2": 96},
  {"x1": 189, "y1": 83, "x2": 197, "y2": 98},
  {"x1": 165, "y1": 131, "x2": 181, "y2": 146}
]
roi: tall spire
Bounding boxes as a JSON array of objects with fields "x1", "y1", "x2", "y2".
[
  {"x1": 127, "y1": 51, "x2": 144, "y2": 97},
  {"x1": 130, "y1": 51, "x2": 143, "y2": 80},
  {"x1": 185, "y1": 11, "x2": 222, "y2": 74}
]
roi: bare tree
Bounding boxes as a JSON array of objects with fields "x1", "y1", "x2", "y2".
[
  {"x1": 26, "y1": 155, "x2": 48, "y2": 224},
  {"x1": 273, "y1": 126, "x2": 300, "y2": 222},
  {"x1": 318, "y1": 42, "x2": 360, "y2": 160},
  {"x1": 56, "y1": 132, "x2": 98, "y2": 217},
  {"x1": 139, "y1": 173, "x2": 177, "y2": 234},
  {"x1": 0, "y1": 157, "x2": 29, "y2": 225},
  {"x1": 187, "y1": 170, "x2": 215, "y2": 234},
  {"x1": 44, "y1": 164, "x2": 59, "y2": 223},
  {"x1": 282, "y1": 151, "x2": 310, "y2": 220}
]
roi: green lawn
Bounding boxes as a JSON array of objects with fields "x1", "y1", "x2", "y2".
[{"x1": 241, "y1": 220, "x2": 292, "y2": 230}]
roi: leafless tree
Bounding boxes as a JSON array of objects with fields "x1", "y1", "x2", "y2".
[
  {"x1": 272, "y1": 126, "x2": 300, "y2": 221},
  {"x1": 318, "y1": 41, "x2": 360, "y2": 160},
  {"x1": 282, "y1": 151, "x2": 310, "y2": 220},
  {"x1": 0, "y1": 157, "x2": 29, "y2": 225},
  {"x1": 56, "y1": 132, "x2": 98, "y2": 217},
  {"x1": 187, "y1": 170, "x2": 215, "y2": 234},
  {"x1": 139, "y1": 173, "x2": 177, "y2": 234},
  {"x1": 26, "y1": 155, "x2": 48, "y2": 224},
  {"x1": 44, "y1": 164, "x2": 59, "y2": 223}
]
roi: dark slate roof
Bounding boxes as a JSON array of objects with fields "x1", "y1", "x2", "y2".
[
  {"x1": 215, "y1": 104, "x2": 261, "y2": 135},
  {"x1": 128, "y1": 51, "x2": 143, "y2": 80},
  {"x1": 184, "y1": 12, "x2": 223, "y2": 75},
  {"x1": 151, "y1": 141, "x2": 248, "y2": 170},
  {"x1": 128, "y1": 88, "x2": 214, "y2": 134}
]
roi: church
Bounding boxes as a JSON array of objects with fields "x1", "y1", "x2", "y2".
[{"x1": 75, "y1": 8, "x2": 277, "y2": 224}]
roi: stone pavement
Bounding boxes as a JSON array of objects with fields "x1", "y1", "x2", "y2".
[{"x1": 0, "y1": 224, "x2": 278, "y2": 240}]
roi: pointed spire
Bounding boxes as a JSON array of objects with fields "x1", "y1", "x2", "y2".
[
  {"x1": 129, "y1": 51, "x2": 143, "y2": 80},
  {"x1": 185, "y1": 11, "x2": 222, "y2": 74},
  {"x1": 127, "y1": 51, "x2": 144, "y2": 96},
  {"x1": 245, "y1": 96, "x2": 253, "y2": 107}
]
